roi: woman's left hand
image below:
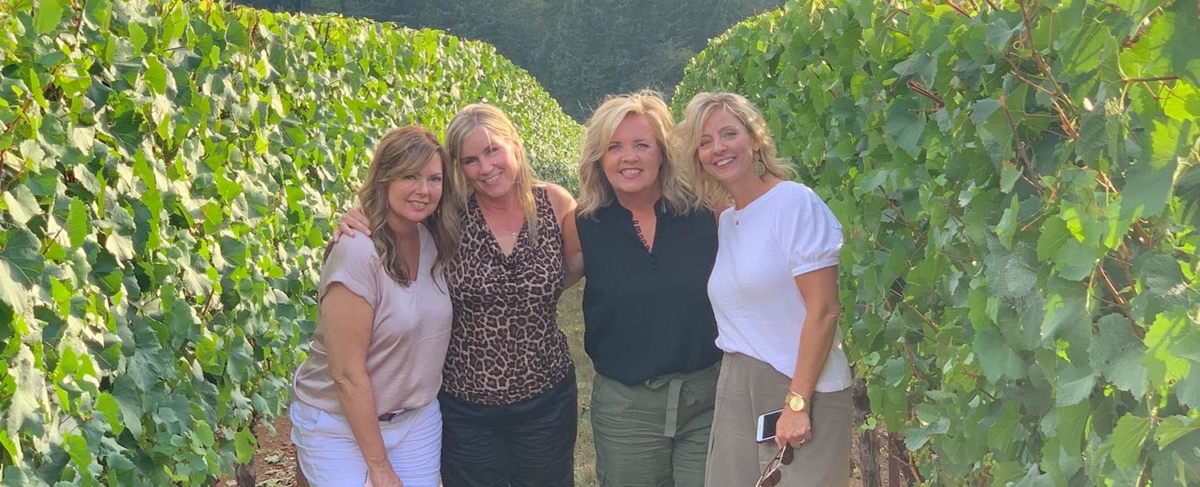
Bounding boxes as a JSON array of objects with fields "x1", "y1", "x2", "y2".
[{"x1": 775, "y1": 407, "x2": 812, "y2": 450}]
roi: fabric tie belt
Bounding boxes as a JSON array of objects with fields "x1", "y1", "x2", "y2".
[{"x1": 643, "y1": 364, "x2": 715, "y2": 438}]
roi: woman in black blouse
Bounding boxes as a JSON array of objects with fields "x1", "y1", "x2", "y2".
[{"x1": 561, "y1": 90, "x2": 721, "y2": 487}]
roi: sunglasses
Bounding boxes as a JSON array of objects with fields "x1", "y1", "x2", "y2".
[{"x1": 754, "y1": 444, "x2": 794, "y2": 487}]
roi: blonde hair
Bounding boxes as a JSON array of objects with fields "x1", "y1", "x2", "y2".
[
  {"x1": 443, "y1": 103, "x2": 542, "y2": 243},
  {"x1": 357, "y1": 125, "x2": 457, "y2": 285},
  {"x1": 577, "y1": 90, "x2": 698, "y2": 219},
  {"x1": 672, "y1": 92, "x2": 792, "y2": 209}
]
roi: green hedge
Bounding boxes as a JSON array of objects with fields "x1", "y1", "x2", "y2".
[
  {"x1": 674, "y1": 0, "x2": 1199, "y2": 485},
  {"x1": 0, "y1": 0, "x2": 580, "y2": 483}
]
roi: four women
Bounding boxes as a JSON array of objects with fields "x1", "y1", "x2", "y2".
[{"x1": 311, "y1": 90, "x2": 851, "y2": 486}]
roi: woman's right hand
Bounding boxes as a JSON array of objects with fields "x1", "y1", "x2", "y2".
[
  {"x1": 364, "y1": 466, "x2": 403, "y2": 487},
  {"x1": 335, "y1": 208, "x2": 372, "y2": 242}
]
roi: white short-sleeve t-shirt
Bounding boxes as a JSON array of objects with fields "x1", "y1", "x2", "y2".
[
  {"x1": 708, "y1": 181, "x2": 853, "y2": 393},
  {"x1": 292, "y1": 225, "x2": 453, "y2": 415}
]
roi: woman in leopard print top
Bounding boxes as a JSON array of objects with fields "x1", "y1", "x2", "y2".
[
  {"x1": 441, "y1": 185, "x2": 574, "y2": 405},
  {"x1": 438, "y1": 104, "x2": 579, "y2": 487}
]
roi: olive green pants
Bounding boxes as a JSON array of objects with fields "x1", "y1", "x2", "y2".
[
  {"x1": 590, "y1": 363, "x2": 719, "y2": 487},
  {"x1": 705, "y1": 353, "x2": 853, "y2": 487}
]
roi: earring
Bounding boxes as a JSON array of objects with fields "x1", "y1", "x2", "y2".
[{"x1": 755, "y1": 151, "x2": 766, "y2": 176}]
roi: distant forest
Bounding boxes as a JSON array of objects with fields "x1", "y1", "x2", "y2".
[{"x1": 236, "y1": 0, "x2": 784, "y2": 120}]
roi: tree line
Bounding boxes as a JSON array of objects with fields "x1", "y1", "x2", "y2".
[{"x1": 235, "y1": 0, "x2": 784, "y2": 120}]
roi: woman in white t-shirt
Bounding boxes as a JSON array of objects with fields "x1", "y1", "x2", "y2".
[
  {"x1": 673, "y1": 92, "x2": 853, "y2": 487},
  {"x1": 291, "y1": 126, "x2": 457, "y2": 487}
]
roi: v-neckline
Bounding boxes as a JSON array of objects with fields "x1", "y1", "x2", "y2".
[{"x1": 473, "y1": 196, "x2": 526, "y2": 259}]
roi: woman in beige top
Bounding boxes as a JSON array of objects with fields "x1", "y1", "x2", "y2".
[{"x1": 291, "y1": 125, "x2": 456, "y2": 487}]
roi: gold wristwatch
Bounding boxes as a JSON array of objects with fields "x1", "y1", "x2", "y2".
[{"x1": 785, "y1": 390, "x2": 808, "y2": 413}]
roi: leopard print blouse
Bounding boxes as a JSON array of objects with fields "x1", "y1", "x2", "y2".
[{"x1": 442, "y1": 186, "x2": 573, "y2": 405}]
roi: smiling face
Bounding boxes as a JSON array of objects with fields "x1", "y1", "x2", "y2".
[
  {"x1": 697, "y1": 107, "x2": 761, "y2": 186},
  {"x1": 600, "y1": 114, "x2": 663, "y2": 201},
  {"x1": 386, "y1": 153, "x2": 443, "y2": 229},
  {"x1": 457, "y1": 127, "x2": 520, "y2": 201}
]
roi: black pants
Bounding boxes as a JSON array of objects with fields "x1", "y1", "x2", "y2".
[{"x1": 439, "y1": 372, "x2": 578, "y2": 487}]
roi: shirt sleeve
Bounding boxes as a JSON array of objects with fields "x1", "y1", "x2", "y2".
[
  {"x1": 774, "y1": 184, "x2": 844, "y2": 277},
  {"x1": 318, "y1": 234, "x2": 380, "y2": 309}
]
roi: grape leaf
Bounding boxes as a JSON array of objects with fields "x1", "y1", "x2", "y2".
[{"x1": 1111, "y1": 413, "x2": 1152, "y2": 471}]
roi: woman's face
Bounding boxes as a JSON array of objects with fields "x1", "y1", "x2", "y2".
[
  {"x1": 458, "y1": 128, "x2": 520, "y2": 201},
  {"x1": 386, "y1": 153, "x2": 444, "y2": 227},
  {"x1": 697, "y1": 107, "x2": 760, "y2": 186},
  {"x1": 600, "y1": 114, "x2": 662, "y2": 201}
]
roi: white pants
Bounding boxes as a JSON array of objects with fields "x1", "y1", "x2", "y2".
[{"x1": 290, "y1": 400, "x2": 442, "y2": 487}]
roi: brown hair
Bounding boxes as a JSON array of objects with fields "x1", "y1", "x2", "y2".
[{"x1": 358, "y1": 125, "x2": 457, "y2": 285}]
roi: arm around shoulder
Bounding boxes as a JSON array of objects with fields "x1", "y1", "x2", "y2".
[
  {"x1": 543, "y1": 183, "x2": 578, "y2": 229},
  {"x1": 561, "y1": 208, "x2": 585, "y2": 288}
]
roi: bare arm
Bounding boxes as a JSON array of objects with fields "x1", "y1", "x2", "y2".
[
  {"x1": 775, "y1": 266, "x2": 841, "y2": 450},
  {"x1": 544, "y1": 183, "x2": 582, "y2": 287},
  {"x1": 561, "y1": 208, "x2": 585, "y2": 289},
  {"x1": 322, "y1": 284, "x2": 403, "y2": 487},
  {"x1": 544, "y1": 183, "x2": 578, "y2": 229}
]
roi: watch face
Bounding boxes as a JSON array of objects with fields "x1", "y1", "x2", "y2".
[{"x1": 788, "y1": 395, "x2": 805, "y2": 411}]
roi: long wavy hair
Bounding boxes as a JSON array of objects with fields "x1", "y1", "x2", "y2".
[
  {"x1": 576, "y1": 90, "x2": 699, "y2": 219},
  {"x1": 672, "y1": 92, "x2": 793, "y2": 209},
  {"x1": 443, "y1": 103, "x2": 542, "y2": 243},
  {"x1": 357, "y1": 125, "x2": 457, "y2": 285}
]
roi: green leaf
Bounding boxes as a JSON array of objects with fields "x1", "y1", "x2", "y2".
[
  {"x1": 1040, "y1": 278, "x2": 1088, "y2": 346},
  {"x1": 33, "y1": 0, "x2": 64, "y2": 35},
  {"x1": 1089, "y1": 314, "x2": 1149, "y2": 396},
  {"x1": 66, "y1": 198, "x2": 89, "y2": 249},
  {"x1": 84, "y1": 0, "x2": 113, "y2": 30},
  {"x1": 127, "y1": 22, "x2": 148, "y2": 53},
  {"x1": 1056, "y1": 361, "x2": 1095, "y2": 406},
  {"x1": 884, "y1": 98, "x2": 924, "y2": 158},
  {"x1": 234, "y1": 427, "x2": 257, "y2": 464},
  {"x1": 1155, "y1": 416, "x2": 1200, "y2": 450},
  {"x1": 1058, "y1": 21, "x2": 1116, "y2": 76},
  {"x1": 1056, "y1": 402, "x2": 1090, "y2": 457},
  {"x1": 144, "y1": 55, "x2": 168, "y2": 94},
  {"x1": 95, "y1": 392, "x2": 123, "y2": 436},
  {"x1": 226, "y1": 334, "x2": 253, "y2": 383},
  {"x1": 0, "y1": 229, "x2": 45, "y2": 315},
  {"x1": 1051, "y1": 239, "x2": 1095, "y2": 281},
  {"x1": 1161, "y1": 0, "x2": 1200, "y2": 85},
  {"x1": 1120, "y1": 123, "x2": 1179, "y2": 221},
  {"x1": 1036, "y1": 216, "x2": 1070, "y2": 261},
  {"x1": 64, "y1": 433, "x2": 93, "y2": 473},
  {"x1": 24, "y1": 169, "x2": 61, "y2": 198},
  {"x1": 1111, "y1": 413, "x2": 1152, "y2": 471},
  {"x1": 905, "y1": 416, "x2": 949, "y2": 451},
  {"x1": 3, "y1": 186, "x2": 42, "y2": 225},
  {"x1": 1176, "y1": 369, "x2": 1200, "y2": 409},
  {"x1": 1143, "y1": 312, "x2": 1191, "y2": 389},
  {"x1": 987, "y1": 401, "x2": 1022, "y2": 456},
  {"x1": 193, "y1": 421, "x2": 215, "y2": 448},
  {"x1": 111, "y1": 376, "x2": 143, "y2": 437},
  {"x1": 974, "y1": 327, "x2": 1024, "y2": 383},
  {"x1": 5, "y1": 346, "x2": 46, "y2": 438}
]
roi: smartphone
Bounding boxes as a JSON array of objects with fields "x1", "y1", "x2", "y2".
[{"x1": 755, "y1": 408, "x2": 783, "y2": 443}]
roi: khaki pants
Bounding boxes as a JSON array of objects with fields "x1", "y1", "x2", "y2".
[
  {"x1": 591, "y1": 363, "x2": 719, "y2": 487},
  {"x1": 705, "y1": 353, "x2": 852, "y2": 487}
]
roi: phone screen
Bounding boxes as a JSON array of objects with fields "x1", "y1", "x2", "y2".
[{"x1": 756, "y1": 409, "x2": 783, "y2": 443}]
